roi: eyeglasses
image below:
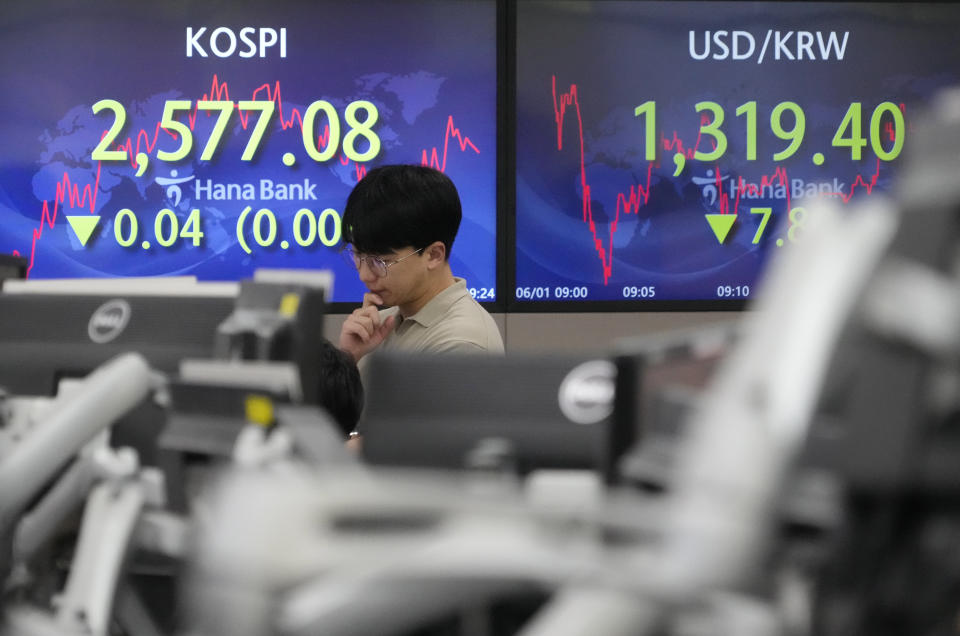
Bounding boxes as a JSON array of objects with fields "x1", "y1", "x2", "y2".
[{"x1": 341, "y1": 246, "x2": 424, "y2": 278}]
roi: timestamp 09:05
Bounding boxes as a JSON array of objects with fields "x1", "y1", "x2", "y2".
[{"x1": 622, "y1": 285, "x2": 656, "y2": 299}]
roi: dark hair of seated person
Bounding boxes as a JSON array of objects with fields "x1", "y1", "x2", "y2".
[{"x1": 316, "y1": 338, "x2": 364, "y2": 437}]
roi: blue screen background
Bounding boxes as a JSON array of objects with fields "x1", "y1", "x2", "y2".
[
  {"x1": 515, "y1": 1, "x2": 960, "y2": 303},
  {"x1": 0, "y1": 0, "x2": 497, "y2": 303}
]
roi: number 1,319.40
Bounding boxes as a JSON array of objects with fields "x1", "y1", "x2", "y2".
[{"x1": 634, "y1": 100, "x2": 904, "y2": 163}]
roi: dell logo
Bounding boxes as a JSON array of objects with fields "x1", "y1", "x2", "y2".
[
  {"x1": 557, "y1": 360, "x2": 616, "y2": 425},
  {"x1": 88, "y1": 299, "x2": 131, "y2": 344}
]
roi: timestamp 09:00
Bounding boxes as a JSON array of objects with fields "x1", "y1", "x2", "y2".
[{"x1": 515, "y1": 286, "x2": 589, "y2": 300}]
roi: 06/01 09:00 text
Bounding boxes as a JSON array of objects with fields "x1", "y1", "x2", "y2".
[{"x1": 515, "y1": 286, "x2": 589, "y2": 300}]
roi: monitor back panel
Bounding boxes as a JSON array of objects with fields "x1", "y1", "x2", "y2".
[
  {"x1": 0, "y1": 294, "x2": 235, "y2": 395},
  {"x1": 360, "y1": 352, "x2": 616, "y2": 473}
]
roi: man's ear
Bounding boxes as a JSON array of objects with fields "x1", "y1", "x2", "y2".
[{"x1": 424, "y1": 241, "x2": 446, "y2": 269}]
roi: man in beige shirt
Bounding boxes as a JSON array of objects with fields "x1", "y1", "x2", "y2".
[{"x1": 338, "y1": 164, "x2": 503, "y2": 362}]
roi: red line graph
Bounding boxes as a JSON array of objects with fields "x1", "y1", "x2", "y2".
[
  {"x1": 420, "y1": 115, "x2": 480, "y2": 171},
  {"x1": 552, "y1": 75, "x2": 888, "y2": 284},
  {"x1": 15, "y1": 164, "x2": 103, "y2": 276},
  {"x1": 660, "y1": 123, "x2": 712, "y2": 160},
  {"x1": 714, "y1": 159, "x2": 881, "y2": 219},
  {"x1": 18, "y1": 75, "x2": 479, "y2": 276},
  {"x1": 553, "y1": 77, "x2": 655, "y2": 284}
]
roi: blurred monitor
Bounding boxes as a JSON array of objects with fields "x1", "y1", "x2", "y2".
[
  {"x1": 613, "y1": 323, "x2": 738, "y2": 488},
  {"x1": 0, "y1": 254, "x2": 27, "y2": 287},
  {"x1": 0, "y1": 279, "x2": 237, "y2": 396},
  {"x1": 360, "y1": 351, "x2": 621, "y2": 476}
]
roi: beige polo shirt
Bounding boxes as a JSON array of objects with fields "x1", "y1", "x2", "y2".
[{"x1": 378, "y1": 278, "x2": 504, "y2": 355}]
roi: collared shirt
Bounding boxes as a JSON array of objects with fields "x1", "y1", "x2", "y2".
[{"x1": 378, "y1": 278, "x2": 504, "y2": 355}]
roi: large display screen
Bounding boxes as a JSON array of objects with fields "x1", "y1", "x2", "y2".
[
  {"x1": 0, "y1": 0, "x2": 497, "y2": 304},
  {"x1": 513, "y1": 1, "x2": 960, "y2": 308}
]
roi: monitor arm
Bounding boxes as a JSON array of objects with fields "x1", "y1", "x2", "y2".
[{"x1": 0, "y1": 353, "x2": 154, "y2": 580}]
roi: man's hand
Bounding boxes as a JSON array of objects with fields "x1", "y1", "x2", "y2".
[{"x1": 338, "y1": 292, "x2": 397, "y2": 362}]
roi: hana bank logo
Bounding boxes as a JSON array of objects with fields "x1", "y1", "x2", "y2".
[
  {"x1": 87, "y1": 299, "x2": 132, "y2": 344},
  {"x1": 557, "y1": 360, "x2": 616, "y2": 425}
]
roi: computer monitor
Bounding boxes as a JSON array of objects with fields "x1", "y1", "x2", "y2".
[
  {"x1": 0, "y1": 254, "x2": 26, "y2": 287},
  {"x1": 512, "y1": 1, "x2": 960, "y2": 310},
  {"x1": 0, "y1": 280, "x2": 238, "y2": 469},
  {"x1": 0, "y1": 282, "x2": 237, "y2": 397},
  {"x1": 0, "y1": 0, "x2": 498, "y2": 306},
  {"x1": 612, "y1": 323, "x2": 738, "y2": 489},
  {"x1": 359, "y1": 351, "x2": 621, "y2": 476}
]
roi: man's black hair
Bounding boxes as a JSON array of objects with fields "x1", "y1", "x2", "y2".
[
  {"x1": 341, "y1": 164, "x2": 462, "y2": 258},
  {"x1": 316, "y1": 339, "x2": 364, "y2": 437}
]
